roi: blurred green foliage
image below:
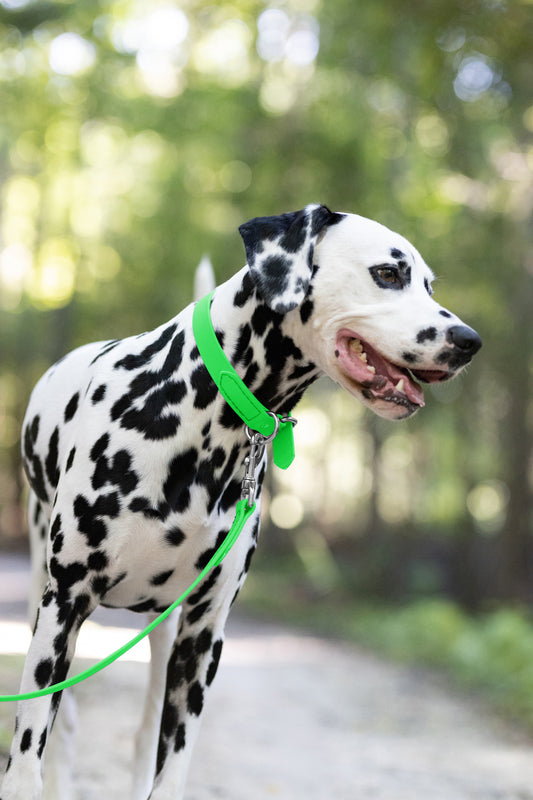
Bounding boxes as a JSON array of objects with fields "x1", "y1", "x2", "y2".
[
  {"x1": 0, "y1": 0, "x2": 531, "y2": 607},
  {"x1": 241, "y1": 573, "x2": 533, "y2": 728},
  {"x1": 351, "y1": 602, "x2": 533, "y2": 728}
]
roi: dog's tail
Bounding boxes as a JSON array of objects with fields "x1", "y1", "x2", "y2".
[{"x1": 194, "y1": 255, "x2": 216, "y2": 301}]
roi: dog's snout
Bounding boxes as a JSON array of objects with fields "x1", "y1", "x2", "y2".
[{"x1": 446, "y1": 325, "x2": 482, "y2": 355}]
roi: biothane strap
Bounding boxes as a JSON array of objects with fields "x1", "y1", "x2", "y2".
[
  {"x1": 192, "y1": 291, "x2": 295, "y2": 470},
  {"x1": 0, "y1": 499, "x2": 256, "y2": 701}
]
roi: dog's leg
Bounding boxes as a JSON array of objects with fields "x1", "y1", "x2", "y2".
[
  {"x1": 147, "y1": 605, "x2": 230, "y2": 800},
  {"x1": 25, "y1": 493, "x2": 77, "y2": 800},
  {"x1": 1, "y1": 588, "x2": 95, "y2": 800},
  {"x1": 132, "y1": 609, "x2": 181, "y2": 800}
]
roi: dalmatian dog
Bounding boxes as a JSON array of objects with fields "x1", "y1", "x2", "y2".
[{"x1": 1, "y1": 204, "x2": 481, "y2": 800}]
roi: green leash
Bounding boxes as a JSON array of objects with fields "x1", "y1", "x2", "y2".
[
  {"x1": 0, "y1": 290, "x2": 295, "y2": 702},
  {"x1": 0, "y1": 501, "x2": 254, "y2": 702}
]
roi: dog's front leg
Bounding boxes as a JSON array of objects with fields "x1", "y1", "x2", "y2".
[
  {"x1": 1, "y1": 588, "x2": 93, "y2": 800},
  {"x1": 132, "y1": 609, "x2": 181, "y2": 800},
  {"x1": 147, "y1": 606, "x2": 228, "y2": 800}
]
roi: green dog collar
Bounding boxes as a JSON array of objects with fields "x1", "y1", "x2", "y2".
[{"x1": 192, "y1": 291, "x2": 296, "y2": 470}]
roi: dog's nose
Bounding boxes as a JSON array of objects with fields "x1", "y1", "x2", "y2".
[{"x1": 446, "y1": 325, "x2": 482, "y2": 355}]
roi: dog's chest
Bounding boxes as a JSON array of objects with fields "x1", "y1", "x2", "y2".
[{"x1": 97, "y1": 492, "x2": 256, "y2": 613}]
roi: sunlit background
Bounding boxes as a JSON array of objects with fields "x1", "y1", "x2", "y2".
[{"x1": 0, "y1": 0, "x2": 531, "y2": 657}]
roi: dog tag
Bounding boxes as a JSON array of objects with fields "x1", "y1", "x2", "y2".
[{"x1": 272, "y1": 420, "x2": 295, "y2": 469}]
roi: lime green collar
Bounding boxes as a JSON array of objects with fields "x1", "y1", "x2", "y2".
[{"x1": 192, "y1": 291, "x2": 296, "y2": 469}]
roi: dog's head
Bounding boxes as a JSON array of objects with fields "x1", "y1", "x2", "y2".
[{"x1": 239, "y1": 204, "x2": 481, "y2": 420}]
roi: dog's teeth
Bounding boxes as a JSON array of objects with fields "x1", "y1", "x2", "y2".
[
  {"x1": 396, "y1": 379, "x2": 405, "y2": 393},
  {"x1": 367, "y1": 365, "x2": 376, "y2": 374},
  {"x1": 359, "y1": 352, "x2": 367, "y2": 363},
  {"x1": 349, "y1": 338, "x2": 363, "y2": 353}
]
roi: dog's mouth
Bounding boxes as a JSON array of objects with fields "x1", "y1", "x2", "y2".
[{"x1": 335, "y1": 329, "x2": 450, "y2": 413}]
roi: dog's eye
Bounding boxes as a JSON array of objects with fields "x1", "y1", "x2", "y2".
[
  {"x1": 369, "y1": 265, "x2": 403, "y2": 290},
  {"x1": 378, "y1": 268, "x2": 399, "y2": 284}
]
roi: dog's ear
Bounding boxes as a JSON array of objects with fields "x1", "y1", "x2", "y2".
[{"x1": 239, "y1": 204, "x2": 345, "y2": 313}]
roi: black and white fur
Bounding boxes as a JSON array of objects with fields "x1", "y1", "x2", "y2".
[{"x1": 1, "y1": 205, "x2": 481, "y2": 800}]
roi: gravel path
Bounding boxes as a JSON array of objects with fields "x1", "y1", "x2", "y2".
[{"x1": 1, "y1": 555, "x2": 533, "y2": 799}]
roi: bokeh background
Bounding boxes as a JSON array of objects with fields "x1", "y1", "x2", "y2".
[{"x1": 0, "y1": 0, "x2": 532, "y2": 722}]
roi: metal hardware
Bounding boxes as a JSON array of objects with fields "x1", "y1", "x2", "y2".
[
  {"x1": 241, "y1": 432, "x2": 266, "y2": 507},
  {"x1": 241, "y1": 413, "x2": 297, "y2": 507},
  {"x1": 245, "y1": 410, "x2": 280, "y2": 445},
  {"x1": 279, "y1": 414, "x2": 297, "y2": 428}
]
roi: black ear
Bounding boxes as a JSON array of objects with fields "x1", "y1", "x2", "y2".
[{"x1": 238, "y1": 204, "x2": 345, "y2": 313}]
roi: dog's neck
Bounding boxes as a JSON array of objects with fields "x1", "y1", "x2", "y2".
[{"x1": 207, "y1": 268, "x2": 321, "y2": 419}]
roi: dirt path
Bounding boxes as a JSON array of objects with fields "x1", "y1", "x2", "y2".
[{"x1": 1, "y1": 555, "x2": 533, "y2": 799}]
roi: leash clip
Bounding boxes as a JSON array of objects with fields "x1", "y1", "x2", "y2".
[
  {"x1": 241, "y1": 412, "x2": 297, "y2": 506},
  {"x1": 241, "y1": 433, "x2": 265, "y2": 508},
  {"x1": 242, "y1": 415, "x2": 279, "y2": 507}
]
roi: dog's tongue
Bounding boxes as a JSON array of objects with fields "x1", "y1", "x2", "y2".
[{"x1": 336, "y1": 332, "x2": 425, "y2": 407}]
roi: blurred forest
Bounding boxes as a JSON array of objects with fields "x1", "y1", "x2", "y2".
[{"x1": 0, "y1": 0, "x2": 531, "y2": 611}]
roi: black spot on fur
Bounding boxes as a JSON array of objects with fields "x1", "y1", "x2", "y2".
[
  {"x1": 45, "y1": 427, "x2": 60, "y2": 488},
  {"x1": 439, "y1": 309, "x2": 452, "y2": 318},
  {"x1": 289, "y1": 362, "x2": 316, "y2": 381},
  {"x1": 151, "y1": 570, "x2": 174, "y2": 586},
  {"x1": 110, "y1": 331, "x2": 186, "y2": 440},
  {"x1": 50, "y1": 514, "x2": 61, "y2": 540},
  {"x1": 156, "y1": 739, "x2": 168, "y2": 776},
  {"x1": 161, "y1": 704, "x2": 177, "y2": 738},
  {"x1": 436, "y1": 348, "x2": 454, "y2": 365},
  {"x1": 174, "y1": 723, "x2": 186, "y2": 752},
  {"x1": 416, "y1": 327, "x2": 437, "y2": 344},
  {"x1": 127, "y1": 599, "x2": 159, "y2": 613},
  {"x1": 73, "y1": 492, "x2": 120, "y2": 547},
  {"x1": 186, "y1": 600, "x2": 211, "y2": 624},
  {"x1": 251, "y1": 304, "x2": 273, "y2": 337},
  {"x1": 219, "y1": 479, "x2": 241, "y2": 513},
  {"x1": 20, "y1": 728, "x2": 32, "y2": 753},
  {"x1": 186, "y1": 567, "x2": 221, "y2": 607},
  {"x1": 195, "y1": 531, "x2": 228, "y2": 571},
  {"x1": 402, "y1": 352, "x2": 419, "y2": 364},
  {"x1": 233, "y1": 272, "x2": 255, "y2": 307},
  {"x1": 390, "y1": 248, "x2": 405, "y2": 259},
  {"x1": 91, "y1": 575, "x2": 110, "y2": 595},
  {"x1": 195, "y1": 629, "x2": 213, "y2": 654},
  {"x1": 187, "y1": 682, "x2": 204, "y2": 716},
  {"x1": 90, "y1": 340, "x2": 120, "y2": 365},
  {"x1": 49, "y1": 558, "x2": 88, "y2": 596},
  {"x1": 244, "y1": 544, "x2": 257, "y2": 574},
  {"x1": 90, "y1": 434, "x2": 109, "y2": 462},
  {"x1": 34, "y1": 658, "x2": 54, "y2": 688},
  {"x1": 190, "y1": 365, "x2": 217, "y2": 410},
  {"x1": 232, "y1": 324, "x2": 252, "y2": 366},
  {"x1": 24, "y1": 432, "x2": 48, "y2": 501},
  {"x1": 37, "y1": 728, "x2": 47, "y2": 759},
  {"x1": 66, "y1": 447, "x2": 76, "y2": 471},
  {"x1": 92, "y1": 445, "x2": 138, "y2": 496},
  {"x1": 163, "y1": 448, "x2": 198, "y2": 513},
  {"x1": 128, "y1": 496, "x2": 162, "y2": 519},
  {"x1": 114, "y1": 323, "x2": 177, "y2": 371},
  {"x1": 165, "y1": 526, "x2": 186, "y2": 546},
  {"x1": 119, "y1": 382, "x2": 185, "y2": 440},
  {"x1": 88, "y1": 550, "x2": 108, "y2": 571},
  {"x1": 206, "y1": 640, "x2": 223, "y2": 686},
  {"x1": 91, "y1": 384, "x2": 106, "y2": 404},
  {"x1": 64, "y1": 392, "x2": 79, "y2": 422},
  {"x1": 257, "y1": 255, "x2": 291, "y2": 304},
  {"x1": 300, "y1": 298, "x2": 314, "y2": 324}
]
